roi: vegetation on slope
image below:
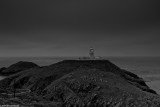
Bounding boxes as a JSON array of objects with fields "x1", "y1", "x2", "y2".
[{"x1": 0, "y1": 60, "x2": 160, "y2": 107}]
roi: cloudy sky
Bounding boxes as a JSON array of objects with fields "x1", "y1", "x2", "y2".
[{"x1": 0, "y1": 0, "x2": 160, "y2": 57}]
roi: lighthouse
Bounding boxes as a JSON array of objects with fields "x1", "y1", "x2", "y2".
[{"x1": 89, "y1": 47, "x2": 95, "y2": 59}]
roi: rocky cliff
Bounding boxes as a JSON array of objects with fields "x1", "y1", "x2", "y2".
[{"x1": 0, "y1": 60, "x2": 160, "y2": 107}]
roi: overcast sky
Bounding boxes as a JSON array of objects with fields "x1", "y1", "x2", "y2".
[{"x1": 0, "y1": 0, "x2": 160, "y2": 57}]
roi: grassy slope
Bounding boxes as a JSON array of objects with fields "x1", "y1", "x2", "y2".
[{"x1": 0, "y1": 60, "x2": 160, "y2": 106}]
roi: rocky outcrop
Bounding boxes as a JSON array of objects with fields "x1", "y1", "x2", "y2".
[
  {"x1": 0, "y1": 61, "x2": 39, "y2": 76},
  {"x1": 0, "y1": 60, "x2": 160, "y2": 107}
]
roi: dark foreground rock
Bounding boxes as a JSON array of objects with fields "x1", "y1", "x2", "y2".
[
  {"x1": 0, "y1": 60, "x2": 160, "y2": 107},
  {"x1": 0, "y1": 61, "x2": 39, "y2": 76}
]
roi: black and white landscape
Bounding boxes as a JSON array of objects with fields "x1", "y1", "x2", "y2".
[{"x1": 0, "y1": 0, "x2": 160, "y2": 107}]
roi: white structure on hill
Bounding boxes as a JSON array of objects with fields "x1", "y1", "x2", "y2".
[{"x1": 89, "y1": 47, "x2": 95, "y2": 59}]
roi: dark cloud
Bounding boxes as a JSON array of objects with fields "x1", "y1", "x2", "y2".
[
  {"x1": 0, "y1": 0, "x2": 159, "y2": 30},
  {"x1": 0, "y1": 0, "x2": 160, "y2": 56}
]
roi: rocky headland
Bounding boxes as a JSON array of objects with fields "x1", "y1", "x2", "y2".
[
  {"x1": 0, "y1": 60, "x2": 160, "y2": 107},
  {"x1": 0, "y1": 61, "x2": 39, "y2": 76}
]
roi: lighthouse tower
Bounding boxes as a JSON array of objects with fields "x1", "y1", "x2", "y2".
[{"x1": 89, "y1": 47, "x2": 95, "y2": 59}]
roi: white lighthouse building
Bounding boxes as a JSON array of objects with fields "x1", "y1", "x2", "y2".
[{"x1": 89, "y1": 47, "x2": 95, "y2": 59}]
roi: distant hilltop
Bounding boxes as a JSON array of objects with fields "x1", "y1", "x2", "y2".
[{"x1": 0, "y1": 61, "x2": 39, "y2": 76}]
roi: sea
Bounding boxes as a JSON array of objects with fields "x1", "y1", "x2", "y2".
[{"x1": 0, "y1": 56, "x2": 160, "y2": 94}]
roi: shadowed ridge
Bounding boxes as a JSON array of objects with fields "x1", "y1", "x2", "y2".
[
  {"x1": 0, "y1": 60, "x2": 156, "y2": 94},
  {"x1": 51, "y1": 59, "x2": 120, "y2": 72},
  {"x1": 0, "y1": 61, "x2": 39, "y2": 76}
]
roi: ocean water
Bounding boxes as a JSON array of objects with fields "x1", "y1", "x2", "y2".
[
  {"x1": 107, "y1": 57, "x2": 160, "y2": 94},
  {"x1": 0, "y1": 56, "x2": 160, "y2": 94}
]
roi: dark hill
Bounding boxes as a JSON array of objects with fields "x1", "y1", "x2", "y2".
[
  {"x1": 0, "y1": 61, "x2": 39, "y2": 76},
  {"x1": 0, "y1": 67, "x2": 7, "y2": 73},
  {"x1": 0, "y1": 60, "x2": 160, "y2": 107}
]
